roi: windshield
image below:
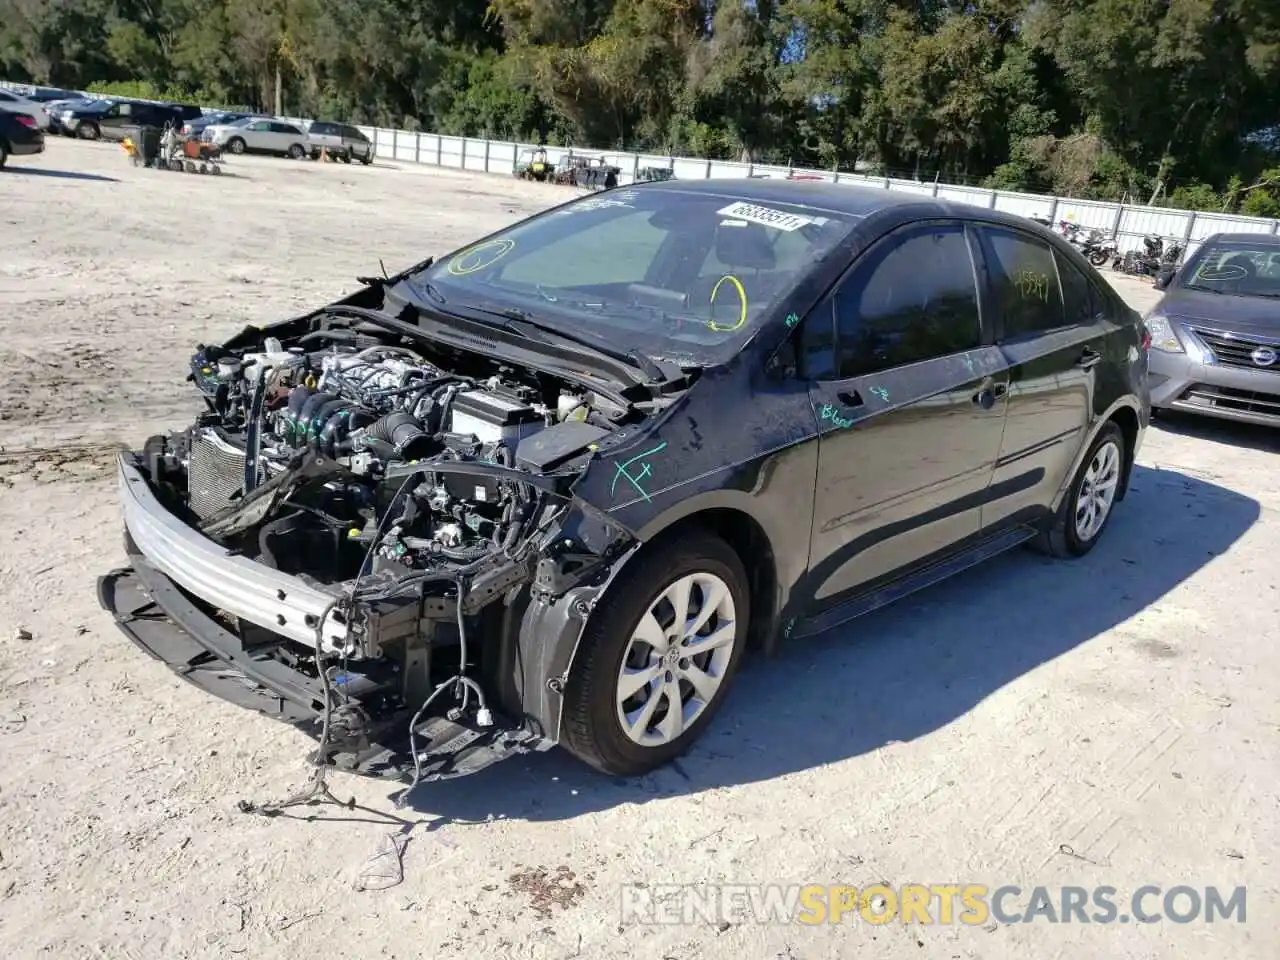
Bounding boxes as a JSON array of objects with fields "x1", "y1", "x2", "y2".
[
  {"x1": 1181, "y1": 242, "x2": 1280, "y2": 299},
  {"x1": 416, "y1": 187, "x2": 855, "y2": 363}
]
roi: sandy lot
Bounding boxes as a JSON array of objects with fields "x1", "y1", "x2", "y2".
[{"x1": 1, "y1": 140, "x2": 1276, "y2": 960}]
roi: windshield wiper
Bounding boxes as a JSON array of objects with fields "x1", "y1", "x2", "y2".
[
  {"x1": 456, "y1": 303, "x2": 667, "y2": 382},
  {"x1": 1182, "y1": 283, "x2": 1224, "y2": 294}
]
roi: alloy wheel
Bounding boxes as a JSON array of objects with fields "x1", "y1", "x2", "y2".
[
  {"x1": 1074, "y1": 439, "x2": 1121, "y2": 542},
  {"x1": 615, "y1": 572, "x2": 737, "y2": 747}
]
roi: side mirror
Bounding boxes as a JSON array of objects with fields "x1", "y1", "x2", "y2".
[{"x1": 1154, "y1": 268, "x2": 1174, "y2": 290}]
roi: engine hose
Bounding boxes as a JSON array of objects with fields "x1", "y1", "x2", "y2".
[
  {"x1": 283, "y1": 385, "x2": 313, "y2": 444},
  {"x1": 308, "y1": 399, "x2": 350, "y2": 445},
  {"x1": 297, "y1": 330, "x2": 382, "y2": 349},
  {"x1": 367, "y1": 410, "x2": 433, "y2": 460},
  {"x1": 258, "y1": 509, "x2": 308, "y2": 570},
  {"x1": 319, "y1": 408, "x2": 376, "y2": 456},
  {"x1": 297, "y1": 391, "x2": 338, "y2": 440}
]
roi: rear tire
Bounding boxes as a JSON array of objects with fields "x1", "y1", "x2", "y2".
[
  {"x1": 560, "y1": 528, "x2": 749, "y2": 777},
  {"x1": 359, "y1": 154, "x2": 371, "y2": 165},
  {"x1": 0, "y1": 141, "x2": 9, "y2": 169},
  {"x1": 1032, "y1": 421, "x2": 1126, "y2": 559},
  {"x1": 1088, "y1": 251, "x2": 1109, "y2": 267}
]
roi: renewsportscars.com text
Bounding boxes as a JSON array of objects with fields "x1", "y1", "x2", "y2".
[{"x1": 619, "y1": 883, "x2": 1247, "y2": 926}]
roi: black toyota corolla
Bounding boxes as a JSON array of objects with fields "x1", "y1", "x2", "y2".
[{"x1": 100, "y1": 179, "x2": 1149, "y2": 787}]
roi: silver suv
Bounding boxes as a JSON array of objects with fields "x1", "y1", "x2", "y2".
[{"x1": 306, "y1": 121, "x2": 374, "y2": 164}]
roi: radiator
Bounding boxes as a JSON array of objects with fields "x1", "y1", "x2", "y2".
[{"x1": 187, "y1": 429, "x2": 247, "y2": 519}]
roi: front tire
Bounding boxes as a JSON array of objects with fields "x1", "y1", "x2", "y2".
[
  {"x1": 288, "y1": 143, "x2": 305, "y2": 160},
  {"x1": 1033, "y1": 421, "x2": 1125, "y2": 558},
  {"x1": 76, "y1": 121, "x2": 100, "y2": 140},
  {"x1": 1088, "y1": 250, "x2": 1110, "y2": 266},
  {"x1": 0, "y1": 141, "x2": 8, "y2": 169},
  {"x1": 560, "y1": 528, "x2": 748, "y2": 777},
  {"x1": 227, "y1": 137, "x2": 246, "y2": 155}
]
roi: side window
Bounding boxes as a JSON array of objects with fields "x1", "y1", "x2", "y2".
[
  {"x1": 248, "y1": 121, "x2": 268, "y2": 131},
  {"x1": 345, "y1": 126, "x2": 367, "y2": 141},
  {"x1": 311, "y1": 123, "x2": 332, "y2": 135},
  {"x1": 834, "y1": 223, "x2": 982, "y2": 378},
  {"x1": 1055, "y1": 252, "x2": 1102, "y2": 326},
  {"x1": 980, "y1": 227, "x2": 1066, "y2": 338}
]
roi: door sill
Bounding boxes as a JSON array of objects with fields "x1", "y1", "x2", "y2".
[{"x1": 793, "y1": 525, "x2": 1038, "y2": 640}]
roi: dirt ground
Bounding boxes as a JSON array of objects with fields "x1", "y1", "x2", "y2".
[{"x1": 1, "y1": 140, "x2": 1276, "y2": 960}]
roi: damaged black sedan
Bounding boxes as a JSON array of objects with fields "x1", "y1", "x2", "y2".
[{"x1": 101, "y1": 179, "x2": 1148, "y2": 786}]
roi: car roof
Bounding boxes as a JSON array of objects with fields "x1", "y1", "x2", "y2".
[
  {"x1": 633, "y1": 177, "x2": 1042, "y2": 227},
  {"x1": 1199, "y1": 232, "x2": 1280, "y2": 247}
]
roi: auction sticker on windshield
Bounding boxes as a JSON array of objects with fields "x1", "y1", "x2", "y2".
[{"x1": 716, "y1": 201, "x2": 818, "y2": 232}]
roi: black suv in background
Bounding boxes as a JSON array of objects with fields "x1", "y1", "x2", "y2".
[
  {"x1": 306, "y1": 120, "x2": 374, "y2": 163},
  {"x1": 55, "y1": 99, "x2": 187, "y2": 140}
]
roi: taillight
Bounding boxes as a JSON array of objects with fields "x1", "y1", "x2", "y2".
[
  {"x1": 15, "y1": 115, "x2": 35, "y2": 128},
  {"x1": 1141, "y1": 327, "x2": 1152, "y2": 351}
]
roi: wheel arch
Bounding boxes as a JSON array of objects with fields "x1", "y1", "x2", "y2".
[
  {"x1": 1052, "y1": 396, "x2": 1144, "y2": 513},
  {"x1": 633, "y1": 503, "x2": 781, "y2": 653}
]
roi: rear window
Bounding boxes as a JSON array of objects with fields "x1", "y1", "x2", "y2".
[{"x1": 343, "y1": 126, "x2": 367, "y2": 141}]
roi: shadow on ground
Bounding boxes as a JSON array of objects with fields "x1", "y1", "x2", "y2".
[
  {"x1": 6, "y1": 166, "x2": 119, "y2": 183},
  {"x1": 394, "y1": 463, "x2": 1258, "y2": 823},
  {"x1": 1152, "y1": 409, "x2": 1280, "y2": 454}
]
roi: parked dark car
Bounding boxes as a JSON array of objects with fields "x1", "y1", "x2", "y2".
[
  {"x1": 166, "y1": 102, "x2": 204, "y2": 125},
  {"x1": 182, "y1": 110, "x2": 255, "y2": 138},
  {"x1": 56, "y1": 98, "x2": 185, "y2": 141},
  {"x1": 1146, "y1": 232, "x2": 1280, "y2": 426},
  {"x1": 306, "y1": 121, "x2": 374, "y2": 163},
  {"x1": 100, "y1": 181, "x2": 1148, "y2": 790},
  {"x1": 0, "y1": 110, "x2": 45, "y2": 168}
]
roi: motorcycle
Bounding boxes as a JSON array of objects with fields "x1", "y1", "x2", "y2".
[
  {"x1": 1081, "y1": 230, "x2": 1118, "y2": 267},
  {"x1": 1112, "y1": 234, "x2": 1178, "y2": 277},
  {"x1": 1057, "y1": 220, "x2": 1086, "y2": 248}
]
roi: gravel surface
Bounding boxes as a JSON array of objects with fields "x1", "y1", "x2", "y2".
[{"x1": 0, "y1": 139, "x2": 1275, "y2": 960}]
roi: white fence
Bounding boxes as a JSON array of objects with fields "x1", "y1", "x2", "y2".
[{"x1": 7, "y1": 80, "x2": 1279, "y2": 261}]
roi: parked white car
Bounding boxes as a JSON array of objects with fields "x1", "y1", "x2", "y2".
[
  {"x1": 0, "y1": 89, "x2": 50, "y2": 130},
  {"x1": 202, "y1": 117, "x2": 310, "y2": 159}
]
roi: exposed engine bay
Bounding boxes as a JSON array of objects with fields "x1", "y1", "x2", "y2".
[
  {"x1": 172, "y1": 328, "x2": 619, "y2": 580},
  {"x1": 106, "y1": 299, "x2": 691, "y2": 786}
]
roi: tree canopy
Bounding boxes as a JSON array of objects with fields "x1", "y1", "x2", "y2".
[{"x1": 3, "y1": 0, "x2": 1279, "y2": 210}]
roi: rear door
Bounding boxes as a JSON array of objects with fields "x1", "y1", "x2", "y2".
[
  {"x1": 309, "y1": 121, "x2": 339, "y2": 151},
  {"x1": 98, "y1": 101, "x2": 135, "y2": 139},
  {"x1": 974, "y1": 224, "x2": 1109, "y2": 531},
  {"x1": 342, "y1": 125, "x2": 371, "y2": 159},
  {"x1": 803, "y1": 219, "x2": 1010, "y2": 608},
  {"x1": 271, "y1": 122, "x2": 304, "y2": 152}
]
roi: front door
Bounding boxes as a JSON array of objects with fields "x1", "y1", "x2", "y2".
[
  {"x1": 802, "y1": 220, "x2": 1010, "y2": 609},
  {"x1": 972, "y1": 224, "x2": 1104, "y2": 530}
]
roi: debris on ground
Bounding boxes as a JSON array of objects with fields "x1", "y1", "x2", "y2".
[
  {"x1": 353, "y1": 830, "x2": 411, "y2": 892},
  {"x1": 507, "y1": 865, "x2": 586, "y2": 918}
]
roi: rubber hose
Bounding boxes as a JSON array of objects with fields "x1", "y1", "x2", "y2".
[
  {"x1": 320, "y1": 408, "x2": 375, "y2": 455},
  {"x1": 284, "y1": 385, "x2": 313, "y2": 444},
  {"x1": 368, "y1": 410, "x2": 432, "y2": 459},
  {"x1": 309, "y1": 398, "x2": 350, "y2": 446},
  {"x1": 297, "y1": 391, "x2": 338, "y2": 439}
]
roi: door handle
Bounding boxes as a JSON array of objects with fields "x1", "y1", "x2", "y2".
[
  {"x1": 837, "y1": 390, "x2": 863, "y2": 408},
  {"x1": 1077, "y1": 348, "x2": 1102, "y2": 370}
]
